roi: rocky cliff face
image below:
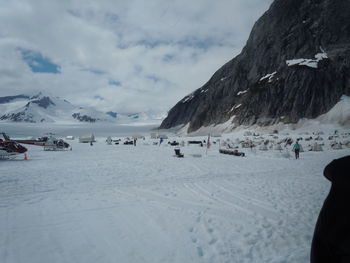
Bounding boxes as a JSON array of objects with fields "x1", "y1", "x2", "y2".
[{"x1": 160, "y1": 0, "x2": 350, "y2": 132}]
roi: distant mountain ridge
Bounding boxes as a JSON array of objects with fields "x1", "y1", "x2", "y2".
[
  {"x1": 0, "y1": 92, "x2": 111, "y2": 123},
  {"x1": 0, "y1": 93, "x2": 164, "y2": 124},
  {"x1": 160, "y1": 0, "x2": 350, "y2": 133}
]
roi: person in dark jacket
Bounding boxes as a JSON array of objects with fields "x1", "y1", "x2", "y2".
[{"x1": 310, "y1": 155, "x2": 350, "y2": 263}]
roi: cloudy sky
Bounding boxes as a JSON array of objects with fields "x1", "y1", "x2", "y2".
[{"x1": 0, "y1": 0, "x2": 272, "y2": 114}]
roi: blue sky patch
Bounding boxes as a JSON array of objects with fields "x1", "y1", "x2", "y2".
[
  {"x1": 162, "y1": 54, "x2": 174, "y2": 62},
  {"x1": 94, "y1": 95, "x2": 105, "y2": 100},
  {"x1": 19, "y1": 48, "x2": 60, "y2": 74},
  {"x1": 177, "y1": 37, "x2": 222, "y2": 50},
  {"x1": 81, "y1": 68, "x2": 105, "y2": 75},
  {"x1": 146, "y1": 75, "x2": 161, "y2": 83},
  {"x1": 108, "y1": 80, "x2": 122, "y2": 86}
]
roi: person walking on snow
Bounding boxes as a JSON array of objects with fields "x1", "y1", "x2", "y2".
[{"x1": 293, "y1": 140, "x2": 301, "y2": 159}]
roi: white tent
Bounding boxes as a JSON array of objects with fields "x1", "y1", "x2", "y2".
[
  {"x1": 241, "y1": 140, "x2": 253, "y2": 148},
  {"x1": 299, "y1": 144, "x2": 304, "y2": 152},
  {"x1": 274, "y1": 144, "x2": 283, "y2": 151},
  {"x1": 79, "y1": 134, "x2": 95, "y2": 143},
  {"x1": 331, "y1": 143, "x2": 342, "y2": 150},
  {"x1": 221, "y1": 141, "x2": 228, "y2": 147},
  {"x1": 311, "y1": 143, "x2": 323, "y2": 151},
  {"x1": 344, "y1": 140, "x2": 350, "y2": 148},
  {"x1": 66, "y1": 136, "x2": 75, "y2": 140},
  {"x1": 132, "y1": 133, "x2": 144, "y2": 139},
  {"x1": 259, "y1": 145, "x2": 268, "y2": 151},
  {"x1": 157, "y1": 134, "x2": 168, "y2": 139}
]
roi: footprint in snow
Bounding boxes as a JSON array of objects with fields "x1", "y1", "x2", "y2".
[
  {"x1": 209, "y1": 238, "x2": 218, "y2": 245},
  {"x1": 197, "y1": 247, "x2": 205, "y2": 257}
]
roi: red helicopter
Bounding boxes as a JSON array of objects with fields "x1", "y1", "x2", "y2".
[
  {"x1": 15, "y1": 133, "x2": 70, "y2": 151},
  {"x1": 0, "y1": 133, "x2": 28, "y2": 159}
]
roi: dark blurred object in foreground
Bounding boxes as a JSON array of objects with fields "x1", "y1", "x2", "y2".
[{"x1": 311, "y1": 155, "x2": 350, "y2": 263}]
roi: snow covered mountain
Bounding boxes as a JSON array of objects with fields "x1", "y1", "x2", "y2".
[
  {"x1": 123, "y1": 111, "x2": 167, "y2": 122},
  {"x1": 0, "y1": 93, "x2": 163, "y2": 124}
]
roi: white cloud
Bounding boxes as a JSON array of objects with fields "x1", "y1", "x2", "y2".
[{"x1": 0, "y1": 0, "x2": 273, "y2": 113}]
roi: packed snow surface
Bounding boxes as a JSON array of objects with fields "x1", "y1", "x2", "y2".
[{"x1": 1, "y1": 123, "x2": 349, "y2": 263}]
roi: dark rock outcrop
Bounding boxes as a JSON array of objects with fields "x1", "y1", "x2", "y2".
[
  {"x1": 106, "y1": 111, "x2": 117, "y2": 118},
  {"x1": 160, "y1": 0, "x2": 350, "y2": 132},
  {"x1": 0, "y1": 95, "x2": 29, "y2": 104},
  {"x1": 0, "y1": 111, "x2": 36, "y2": 122},
  {"x1": 72, "y1": 113, "x2": 97, "y2": 122},
  {"x1": 30, "y1": 96, "x2": 56, "y2": 109}
]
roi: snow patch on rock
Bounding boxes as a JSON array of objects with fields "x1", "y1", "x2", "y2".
[
  {"x1": 286, "y1": 51, "x2": 328, "y2": 69},
  {"x1": 237, "y1": 89, "x2": 249, "y2": 96},
  {"x1": 182, "y1": 93, "x2": 195, "y2": 103},
  {"x1": 259, "y1": 71, "x2": 277, "y2": 82}
]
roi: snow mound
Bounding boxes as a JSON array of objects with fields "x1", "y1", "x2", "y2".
[
  {"x1": 176, "y1": 95, "x2": 350, "y2": 136},
  {"x1": 317, "y1": 95, "x2": 350, "y2": 126}
]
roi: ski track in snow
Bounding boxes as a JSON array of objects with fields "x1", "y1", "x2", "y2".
[{"x1": 0, "y1": 135, "x2": 349, "y2": 263}]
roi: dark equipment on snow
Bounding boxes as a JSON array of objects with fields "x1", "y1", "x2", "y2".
[
  {"x1": 188, "y1": 141, "x2": 203, "y2": 145},
  {"x1": 174, "y1": 148, "x2": 184, "y2": 158},
  {"x1": 168, "y1": 141, "x2": 179, "y2": 146},
  {"x1": 219, "y1": 149, "x2": 245, "y2": 157}
]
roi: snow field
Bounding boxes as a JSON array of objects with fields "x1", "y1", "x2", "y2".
[{"x1": 0, "y1": 133, "x2": 349, "y2": 263}]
